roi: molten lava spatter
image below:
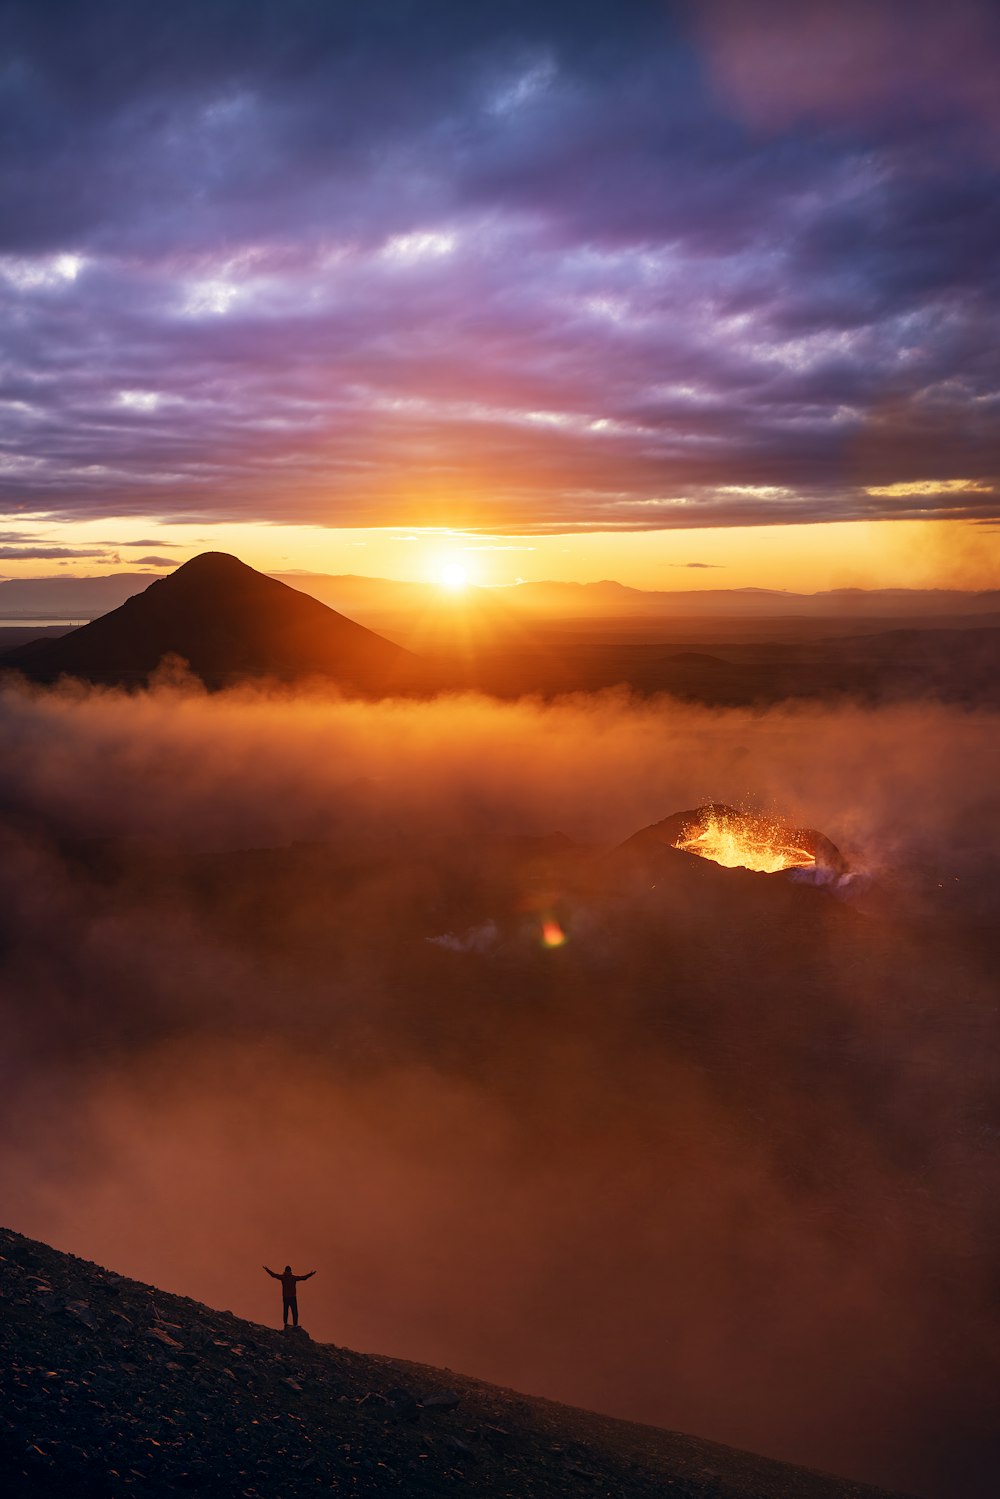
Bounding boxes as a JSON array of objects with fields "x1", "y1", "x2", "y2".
[
  {"x1": 620, "y1": 804, "x2": 847, "y2": 880},
  {"x1": 674, "y1": 809, "x2": 816, "y2": 874}
]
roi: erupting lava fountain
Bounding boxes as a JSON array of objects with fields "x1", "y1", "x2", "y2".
[{"x1": 629, "y1": 804, "x2": 848, "y2": 879}]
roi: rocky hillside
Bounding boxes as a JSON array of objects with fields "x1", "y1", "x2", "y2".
[{"x1": 0, "y1": 1227, "x2": 911, "y2": 1499}]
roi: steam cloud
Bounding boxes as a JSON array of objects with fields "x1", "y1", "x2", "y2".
[{"x1": 1, "y1": 677, "x2": 997, "y2": 1497}]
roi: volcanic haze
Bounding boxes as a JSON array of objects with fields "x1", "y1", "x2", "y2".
[{"x1": 0, "y1": 664, "x2": 997, "y2": 1498}]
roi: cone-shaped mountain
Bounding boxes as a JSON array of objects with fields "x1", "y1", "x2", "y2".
[{"x1": 0, "y1": 553, "x2": 418, "y2": 689}]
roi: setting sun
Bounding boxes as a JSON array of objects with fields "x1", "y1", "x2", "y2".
[{"x1": 437, "y1": 560, "x2": 470, "y2": 592}]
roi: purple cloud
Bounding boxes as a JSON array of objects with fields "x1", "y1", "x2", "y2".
[
  {"x1": 116, "y1": 538, "x2": 182, "y2": 548},
  {"x1": 0, "y1": 546, "x2": 111, "y2": 560},
  {"x1": 0, "y1": 1, "x2": 997, "y2": 533}
]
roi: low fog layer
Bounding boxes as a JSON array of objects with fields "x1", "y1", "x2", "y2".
[{"x1": 1, "y1": 678, "x2": 997, "y2": 1497}]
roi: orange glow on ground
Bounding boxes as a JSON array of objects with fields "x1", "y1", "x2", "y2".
[{"x1": 675, "y1": 810, "x2": 815, "y2": 874}]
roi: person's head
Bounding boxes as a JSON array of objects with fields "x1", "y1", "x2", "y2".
[{"x1": 284, "y1": 1265, "x2": 291, "y2": 1274}]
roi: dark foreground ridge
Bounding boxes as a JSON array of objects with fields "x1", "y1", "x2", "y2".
[{"x1": 0, "y1": 1228, "x2": 912, "y2": 1499}]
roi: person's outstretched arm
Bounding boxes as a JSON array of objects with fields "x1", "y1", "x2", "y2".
[
  {"x1": 296, "y1": 1271, "x2": 316, "y2": 1281},
  {"x1": 263, "y1": 1266, "x2": 278, "y2": 1278}
]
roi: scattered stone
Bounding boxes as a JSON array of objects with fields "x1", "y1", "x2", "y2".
[
  {"x1": 385, "y1": 1386, "x2": 420, "y2": 1421},
  {"x1": 145, "y1": 1326, "x2": 182, "y2": 1349},
  {"x1": 420, "y1": 1389, "x2": 461, "y2": 1412},
  {"x1": 65, "y1": 1300, "x2": 100, "y2": 1331}
]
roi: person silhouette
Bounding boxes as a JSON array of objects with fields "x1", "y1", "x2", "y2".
[{"x1": 264, "y1": 1264, "x2": 315, "y2": 1328}]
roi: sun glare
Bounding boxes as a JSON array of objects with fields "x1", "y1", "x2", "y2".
[{"x1": 437, "y1": 560, "x2": 470, "y2": 592}]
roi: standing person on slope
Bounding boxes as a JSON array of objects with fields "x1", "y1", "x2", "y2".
[{"x1": 263, "y1": 1264, "x2": 315, "y2": 1328}]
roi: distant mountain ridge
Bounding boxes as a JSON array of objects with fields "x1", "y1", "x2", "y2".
[
  {"x1": 3, "y1": 555, "x2": 998, "y2": 702},
  {"x1": 272, "y1": 574, "x2": 1000, "y2": 619},
  {"x1": 2, "y1": 567, "x2": 998, "y2": 624},
  {"x1": 0, "y1": 572, "x2": 155, "y2": 619}
]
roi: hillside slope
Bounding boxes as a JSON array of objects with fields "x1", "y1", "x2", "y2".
[{"x1": 0, "y1": 1227, "x2": 911, "y2": 1499}]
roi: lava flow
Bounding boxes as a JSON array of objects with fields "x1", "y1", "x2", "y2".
[{"x1": 674, "y1": 808, "x2": 817, "y2": 874}]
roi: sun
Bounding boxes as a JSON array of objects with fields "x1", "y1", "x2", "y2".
[{"x1": 437, "y1": 560, "x2": 470, "y2": 592}]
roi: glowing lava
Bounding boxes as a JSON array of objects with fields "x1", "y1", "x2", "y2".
[{"x1": 674, "y1": 809, "x2": 816, "y2": 874}]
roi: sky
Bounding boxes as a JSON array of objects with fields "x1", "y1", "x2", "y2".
[{"x1": 1, "y1": 0, "x2": 999, "y2": 588}]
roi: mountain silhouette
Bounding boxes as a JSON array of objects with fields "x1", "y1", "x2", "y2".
[{"x1": 0, "y1": 553, "x2": 419, "y2": 690}]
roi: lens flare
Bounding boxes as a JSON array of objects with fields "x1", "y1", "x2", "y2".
[
  {"x1": 541, "y1": 918, "x2": 567, "y2": 948},
  {"x1": 674, "y1": 809, "x2": 815, "y2": 874}
]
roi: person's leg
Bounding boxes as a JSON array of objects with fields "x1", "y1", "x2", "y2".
[
  {"x1": 283, "y1": 1297, "x2": 291, "y2": 1327},
  {"x1": 290, "y1": 1295, "x2": 298, "y2": 1327}
]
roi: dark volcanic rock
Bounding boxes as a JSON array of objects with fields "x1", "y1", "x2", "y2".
[
  {"x1": 0, "y1": 1225, "x2": 911, "y2": 1499},
  {"x1": 0, "y1": 552, "x2": 421, "y2": 691},
  {"x1": 421, "y1": 1390, "x2": 461, "y2": 1412}
]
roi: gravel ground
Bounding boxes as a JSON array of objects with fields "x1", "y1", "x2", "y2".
[{"x1": 1, "y1": 1226, "x2": 913, "y2": 1499}]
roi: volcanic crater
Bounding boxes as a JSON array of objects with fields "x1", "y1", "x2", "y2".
[{"x1": 640, "y1": 805, "x2": 848, "y2": 879}]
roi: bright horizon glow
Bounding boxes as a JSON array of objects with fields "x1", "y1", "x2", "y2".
[{"x1": 0, "y1": 515, "x2": 997, "y2": 593}]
